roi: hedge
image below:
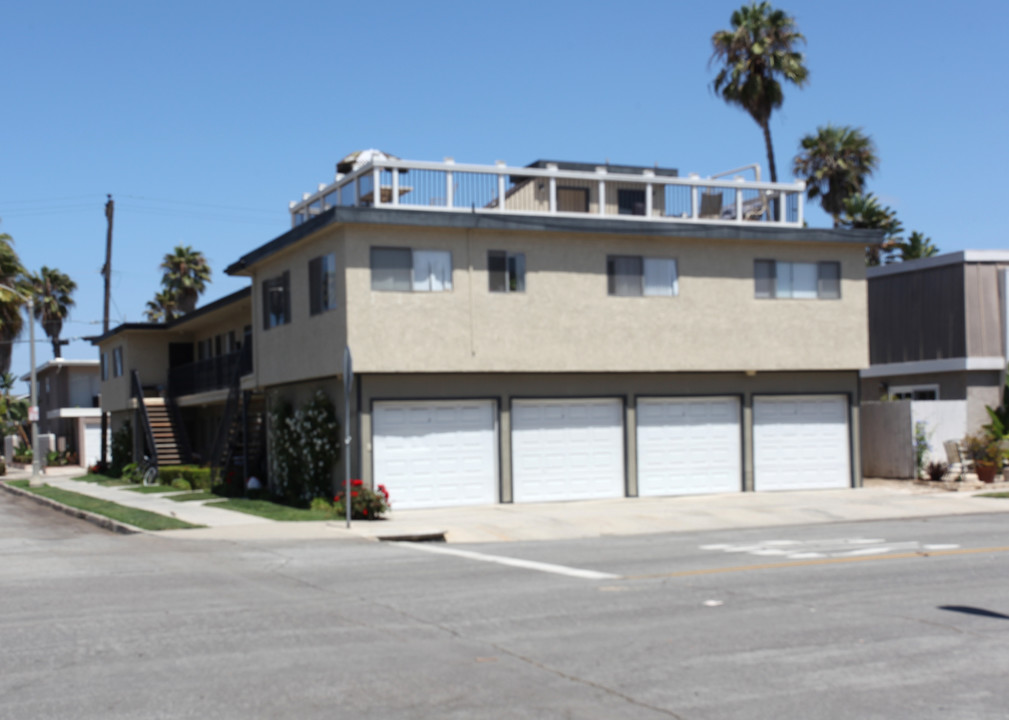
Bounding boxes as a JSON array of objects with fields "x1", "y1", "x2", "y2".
[{"x1": 158, "y1": 465, "x2": 213, "y2": 491}]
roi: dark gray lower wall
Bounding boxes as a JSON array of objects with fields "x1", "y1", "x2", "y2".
[
  {"x1": 312, "y1": 370, "x2": 863, "y2": 501},
  {"x1": 860, "y1": 401, "x2": 914, "y2": 478}
]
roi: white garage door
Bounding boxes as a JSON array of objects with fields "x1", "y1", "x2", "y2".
[
  {"x1": 83, "y1": 420, "x2": 106, "y2": 467},
  {"x1": 373, "y1": 400, "x2": 497, "y2": 509},
  {"x1": 637, "y1": 397, "x2": 742, "y2": 496},
  {"x1": 754, "y1": 396, "x2": 850, "y2": 491},
  {"x1": 512, "y1": 399, "x2": 624, "y2": 503}
]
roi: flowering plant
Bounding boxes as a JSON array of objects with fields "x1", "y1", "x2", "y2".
[
  {"x1": 269, "y1": 390, "x2": 340, "y2": 504},
  {"x1": 334, "y1": 479, "x2": 390, "y2": 520}
]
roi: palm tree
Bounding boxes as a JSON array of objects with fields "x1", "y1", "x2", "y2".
[
  {"x1": 0, "y1": 233, "x2": 26, "y2": 375},
  {"x1": 894, "y1": 231, "x2": 939, "y2": 262},
  {"x1": 28, "y1": 266, "x2": 77, "y2": 359},
  {"x1": 159, "y1": 245, "x2": 211, "y2": 314},
  {"x1": 711, "y1": 2, "x2": 809, "y2": 183},
  {"x1": 793, "y1": 125, "x2": 879, "y2": 226},
  {"x1": 144, "y1": 290, "x2": 179, "y2": 323},
  {"x1": 839, "y1": 193, "x2": 903, "y2": 266}
]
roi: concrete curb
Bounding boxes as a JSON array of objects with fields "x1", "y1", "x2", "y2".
[{"x1": 0, "y1": 480, "x2": 142, "y2": 535}]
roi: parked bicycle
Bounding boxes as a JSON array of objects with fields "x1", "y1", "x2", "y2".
[{"x1": 138, "y1": 455, "x2": 159, "y2": 487}]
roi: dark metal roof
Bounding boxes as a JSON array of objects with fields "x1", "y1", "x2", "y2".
[
  {"x1": 88, "y1": 287, "x2": 251, "y2": 345},
  {"x1": 226, "y1": 206, "x2": 884, "y2": 276},
  {"x1": 525, "y1": 159, "x2": 679, "y2": 177}
]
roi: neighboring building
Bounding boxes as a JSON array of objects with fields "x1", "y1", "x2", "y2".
[
  {"x1": 861, "y1": 251, "x2": 1009, "y2": 431},
  {"x1": 90, "y1": 288, "x2": 259, "y2": 472},
  {"x1": 20, "y1": 359, "x2": 101, "y2": 466},
  {"x1": 217, "y1": 153, "x2": 879, "y2": 509}
]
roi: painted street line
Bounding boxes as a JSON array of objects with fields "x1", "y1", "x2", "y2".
[
  {"x1": 699, "y1": 537, "x2": 960, "y2": 560},
  {"x1": 396, "y1": 542, "x2": 619, "y2": 580}
]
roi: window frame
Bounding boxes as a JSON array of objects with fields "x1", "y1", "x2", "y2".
[
  {"x1": 262, "y1": 271, "x2": 292, "y2": 330},
  {"x1": 607, "y1": 255, "x2": 679, "y2": 297},
  {"x1": 309, "y1": 252, "x2": 338, "y2": 315},
  {"x1": 370, "y1": 247, "x2": 453, "y2": 293},
  {"x1": 754, "y1": 260, "x2": 842, "y2": 300},
  {"x1": 488, "y1": 250, "x2": 527, "y2": 293}
]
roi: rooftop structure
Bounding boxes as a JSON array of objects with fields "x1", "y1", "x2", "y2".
[{"x1": 289, "y1": 155, "x2": 805, "y2": 229}]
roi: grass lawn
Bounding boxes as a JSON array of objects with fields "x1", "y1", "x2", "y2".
[
  {"x1": 72, "y1": 473, "x2": 135, "y2": 487},
  {"x1": 126, "y1": 485, "x2": 179, "y2": 494},
  {"x1": 170, "y1": 491, "x2": 217, "y2": 502},
  {"x1": 5, "y1": 481, "x2": 201, "y2": 530},
  {"x1": 977, "y1": 492, "x2": 1009, "y2": 498},
  {"x1": 210, "y1": 498, "x2": 334, "y2": 522}
]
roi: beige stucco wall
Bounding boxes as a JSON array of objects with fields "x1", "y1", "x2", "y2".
[
  {"x1": 97, "y1": 332, "x2": 167, "y2": 412},
  {"x1": 335, "y1": 225, "x2": 867, "y2": 374},
  {"x1": 250, "y1": 229, "x2": 348, "y2": 389}
]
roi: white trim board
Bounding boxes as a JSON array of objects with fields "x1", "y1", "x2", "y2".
[{"x1": 860, "y1": 356, "x2": 1005, "y2": 378}]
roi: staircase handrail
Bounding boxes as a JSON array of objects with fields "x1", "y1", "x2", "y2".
[
  {"x1": 208, "y1": 352, "x2": 246, "y2": 484},
  {"x1": 131, "y1": 370, "x2": 158, "y2": 466}
]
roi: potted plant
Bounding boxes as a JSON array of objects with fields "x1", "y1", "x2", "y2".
[{"x1": 963, "y1": 432, "x2": 1003, "y2": 483}]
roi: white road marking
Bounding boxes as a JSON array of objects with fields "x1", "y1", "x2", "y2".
[
  {"x1": 700, "y1": 538, "x2": 961, "y2": 560},
  {"x1": 396, "y1": 542, "x2": 619, "y2": 580},
  {"x1": 923, "y1": 544, "x2": 960, "y2": 551},
  {"x1": 703, "y1": 600, "x2": 724, "y2": 607}
]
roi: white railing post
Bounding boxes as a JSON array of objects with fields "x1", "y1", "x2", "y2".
[
  {"x1": 795, "y1": 189, "x2": 804, "y2": 227},
  {"x1": 444, "y1": 157, "x2": 454, "y2": 209},
  {"x1": 372, "y1": 166, "x2": 382, "y2": 207},
  {"x1": 547, "y1": 163, "x2": 558, "y2": 214},
  {"x1": 596, "y1": 166, "x2": 607, "y2": 216},
  {"x1": 735, "y1": 177, "x2": 744, "y2": 223},
  {"x1": 496, "y1": 160, "x2": 506, "y2": 213},
  {"x1": 391, "y1": 165, "x2": 399, "y2": 206},
  {"x1": 643, "y1": 169, "x2": 654, "y2": 217},
  {"x1": 689, "y1": 174, "x2": 699, "y2": 219}
]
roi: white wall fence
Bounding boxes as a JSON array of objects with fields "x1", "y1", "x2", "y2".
[{"x1": 861, "y1": 400, "x2": 968, "y2": 478}]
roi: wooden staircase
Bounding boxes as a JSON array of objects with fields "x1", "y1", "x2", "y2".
[{"x1": 144, "y1": 399, "x2": 184, "y2": 466}]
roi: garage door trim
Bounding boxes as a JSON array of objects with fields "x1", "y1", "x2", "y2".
[
  {"x1": 371, "y1": 397, "x2": 502, "y2": 506},
  {"x1": 509, "y1": 396, "x2": 627, "y2": 503},
  {"x1": 752, "y1": 392, "x2": 854, "y2": 491},
  {"x1": 635, "y1": 394, "x2": 745, "y2": 496}
]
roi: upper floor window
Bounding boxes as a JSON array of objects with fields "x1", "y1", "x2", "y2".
[
  {"x1": 488, "y1": 251, "x2": 526, "y2": 293},
  {"x1": 309, "y1": 253, "x2": 338, "y2": 314},
  {"x1": 618, "y1": 189, "x2": 646, "y2": 216},
  {"x1": 371, "y1": 247, "x2": 452, "y2": 292},
  {"x1": 755, "y1": 260, "x2": 840, "y2": 299},
  {"x1": 262, "y1": 271, "x2": 291, "y2": 329},
  {"x1": 607, "y1": 256, "x2": 678, "y2": 297},
  {"x1": 112, "y1": 346, "x2": 124, "y2": 377}
]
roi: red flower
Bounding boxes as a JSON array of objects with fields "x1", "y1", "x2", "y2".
[
  {"x1": 351, "y1": 491, "x2": 358, "y2": 498},
  {"x1": 351, "y1": 479, "x2": 363, "y2": 487},
  {"x1": 362, "y1": 508, "x2": 368, "y2": 516}
]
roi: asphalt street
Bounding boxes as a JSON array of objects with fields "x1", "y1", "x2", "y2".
[{"x1": 2, "y1": 491, "x2": 1007, "y2": 719}]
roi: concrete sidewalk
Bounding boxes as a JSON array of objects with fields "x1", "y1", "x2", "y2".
[{"x1": 3, "y1": 466, "x2": 1008, "y2": 543}]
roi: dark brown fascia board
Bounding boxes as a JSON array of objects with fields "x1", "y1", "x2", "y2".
[
  {"x1": 225, "y1": 205, "x2": 886, "y2": 276},
  {"x1": 88, "y1": 287, "x2": 251, "y2": 345}
]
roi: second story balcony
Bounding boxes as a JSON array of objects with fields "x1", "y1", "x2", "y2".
[
  {"x1": 168, "y1": 346, "x2": 252, "y2": 398},
  {"x1": 290, "y1": 155, "x2": 805, "y2": 229}
]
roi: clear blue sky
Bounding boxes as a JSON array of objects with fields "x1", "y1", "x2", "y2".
[{"x1": 2, "y1": 0, "x2": 1006, "y2": 383}]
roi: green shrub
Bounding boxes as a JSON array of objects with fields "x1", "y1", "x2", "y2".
[
  {"x1": 110, "y1": 422, "x2": 133, "y2": 477},
  {"x1": 121, "y1": 462, "x2": 141, "y2": 483},
  {"x1": 309, "y1": 497, "x2": 333, "y2": 514},
  {"x1": 270, "y1": 391, "x2": 340, "y2": 504},
  {"x1": 170, "y1": 477, "x2": 192, "y2": 491},
  {"x1": 158, "y1": 465, "x2": 212, "y2": 491}
]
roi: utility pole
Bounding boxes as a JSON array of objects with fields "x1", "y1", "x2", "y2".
[{"x1": 99, "y1": 195, "x2": 113, "y2": 469}]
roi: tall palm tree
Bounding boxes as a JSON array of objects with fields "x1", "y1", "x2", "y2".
[
  {"x1": 144, "y1": 289, "x2": 179, "y2": 323},
  {"x1": 28, "y1": 266, "x2": 77, "y2": 359},
  {"x1": 839, "y1": 193, "x2": 903, "y2": 266},
  {"x1": 159, "y1": 245, "x2": 211, "y2": 314},
  {"x1": 711, "y1": 2, "x2": 809, "y2": 183},
  {"x1": 793, "y1": 125, "x2": 879, "y2": 226},
  {"x1": 0, "y1": 233, "x2": 26, "y2": 375},
  {"x1": 894, "y1": 231, "x2": 939, "y2": 262}
]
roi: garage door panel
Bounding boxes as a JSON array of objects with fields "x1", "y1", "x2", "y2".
[
  {"x1": 637, "y1": 397, "x2": 742, "y2": 496},
  {"x1": 374, "y1": 401, "x2": 497, "y2": 509},
  {"x1": 512, "y1": 399, "x2": 624, "y2": 503},
  {"x1": 754, "y1": 396, "x2": 850, "y2": 492}
]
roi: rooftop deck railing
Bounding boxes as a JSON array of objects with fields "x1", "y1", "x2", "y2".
[{"x1": 290, "y1": 158, "x2": 805, "y2": 229}]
